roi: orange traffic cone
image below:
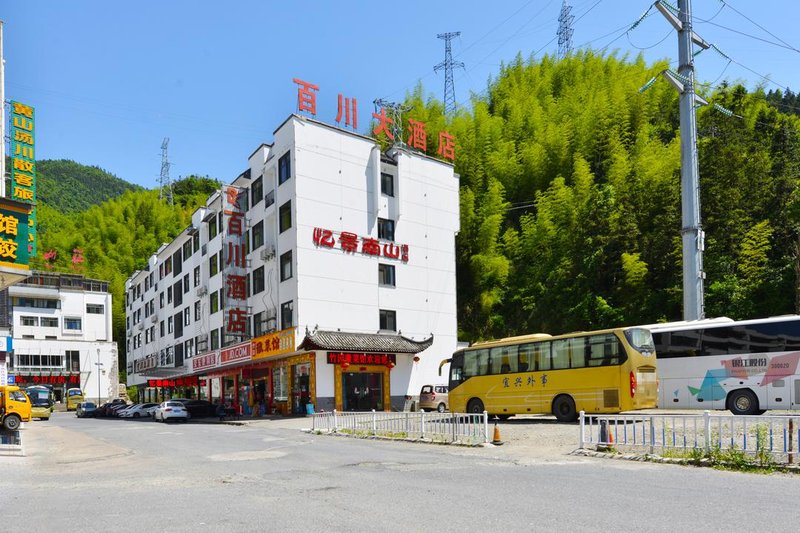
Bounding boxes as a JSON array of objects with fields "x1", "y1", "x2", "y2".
[{"x1": 491, "y1": 423, "x2": 504, "y2": 445}]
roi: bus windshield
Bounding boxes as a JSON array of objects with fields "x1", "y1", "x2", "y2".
[
  {"x1": 26, "y1": 386, "x2": 54, "y2": 407},
  {"x1": 447, "y1": 327, "x2": 657, "y2": 421}
]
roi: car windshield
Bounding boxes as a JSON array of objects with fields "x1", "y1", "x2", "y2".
[
  {"x1": 165, "y1": 402, "x2": 183, "y2": 407},
  {"x1": 84, "y1": 402, "x2": 96, "y2": 408}
]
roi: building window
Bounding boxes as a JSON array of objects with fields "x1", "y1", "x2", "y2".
[
  {"x1": 252, "y1": 221, "x2": 264, "y2": 250},
  {"x1": 173, "y1": 281, "x2": 183, "y2": 307},
  {"x1": 281, "y1": 300, "x2": 293, "y2": 330},
  {"x1": 211, "y1": 329, "x2": 220, "y2": 350},
  {"x1": 252, "y1": 266, "x2": 265, "y2": 295},
  {"x1": 210, "y1": 291, "x2": 220, "y2": 314},
  {"x1": 182, "y1": 239, "x2": 193, "y2": 259},
  {"x1": 183, "y1": 274, "x2": 190, "y2": 294},
  {"x1": 185, "y1": 338, "x2": 194, "y2": 359},
  {"x1": 193, "y1": 232, "x2": 200, "y2": 253},
  {"x1": 174, "y1": 312, "x2": 183, "y2": 338},
  {"x1": 279, "y1": 201, "x2": 292, "y2": 233},
  {"x1": 159, "y1": 292, "x2": 164, "y2": 308},
  {"x1": 21, "y1": 316, "x2": 38, "y2": 326},
  {"x1": 160, "y1": 320, "x2": 165, "y2": 337},
  {"x1": 194, "y1": 300, "x2": 201, "y2": 321},
  {"x1": 65, "y1": 318, "x2": 82, "y2": 331},
  {"x1": 41, "y1": 317, "x2": 58, "y2": 328},
  {"x1": 252, "y1": 176, "x2": 264, "y2": 206},
  {"x1": 280, "y1": 250, "x2": 292, "y2": 282},
  {"x1": 379, "y1": 309, "x2": 396, "y2": 332},
  {"x1": 378, "y1": 218, "x2": 395, "y2": 241},
  {"x1": 173, "y1": 249, "x2": 183, "y2": 275},
  {"x1": 67, "y1": 350, "x2": 80, "y2": 372},
  {"x1": 168, "y1": 316, "x2": 174, "y2": 334},
  {"x1": 210, "y1": 253, "x2": 219, "y2": 277},
  {"x1": 208, "y1": 214, "x2": 218, "y2": 240},
  {"x1": 378, "y1": 264, "x2": 395, "y2": 286},
  {"x1": 253, "y1": 310, "x2": 266, "y2": 337},
  {"x1": 168, "y1": 286, "x2": 173, "y2": 304},
  {"x1": 265, "y1": 190, "x2": 275, "y2": 209},
  {"x1": 194, "y1": 266, "x2": 200, "y2": 287},
  {"x1": 381, "y1": 172, "x2": 394, "y2": 197},
  {"x1": 278, "y1": 151, "x2": 291, "y2": 185},
  {"x1": 184, "y1": 307, "x2": 191, "y2": 327}
]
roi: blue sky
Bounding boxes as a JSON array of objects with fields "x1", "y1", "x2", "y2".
[{"x1": 3, "y1": 0, "x2": 799, "y2": 189}]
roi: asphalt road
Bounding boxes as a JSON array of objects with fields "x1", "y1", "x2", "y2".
[{"x1": 2, "y1": 412, "x2": 798, "y2": 532}]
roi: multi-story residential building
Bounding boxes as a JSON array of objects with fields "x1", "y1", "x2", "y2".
[
  {"x1": 126, "y1": 114, "x2": 459, "y2": 415},
  {"x1": 0, "y1": 271, "x2": 118, "y2": 404}
]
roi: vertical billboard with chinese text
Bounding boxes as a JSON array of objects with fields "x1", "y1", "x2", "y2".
[
  {"x1": 222, "y1": 185, "x2": 249, "y2": 344},
  {"x1": 9, "y1": 101, "x2": 36, "y2": 257}
]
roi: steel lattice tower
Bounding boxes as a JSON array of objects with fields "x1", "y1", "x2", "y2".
[
  {"x1": 159, "y1": 137, "x2": 173, "y2": 205},
  {"x1": 434, "y1": 32, "x2": 464, "y2": 116},
  {"x1": 373, "y1": 99, "x2": 409, "y2": 144},
  {"x1": 557, "y1": 0, "x2": 574, "y2": 59}
]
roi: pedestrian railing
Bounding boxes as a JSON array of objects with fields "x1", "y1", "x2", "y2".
[
  {"x1": 579, "y1": 410, "x2": 800, "y2": 465},
  {"x1": 310, "y1": 410, "x2": 490, "y2": 445}
]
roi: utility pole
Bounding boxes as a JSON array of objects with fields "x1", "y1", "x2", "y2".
[
  {"x1": 159, "y1": 137, "x2": 173, "y2": 205},
  {"x1": 434, "y1": 32, "x2": 464, "y2": 117},
  {"x1": 656, "y1": 0, "x2": 709, "y2": 321},
  {"x1": 557, "y1": 1, "x2": 574, "y2": 59}
]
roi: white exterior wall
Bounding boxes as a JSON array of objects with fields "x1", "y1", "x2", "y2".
[{"x1": 8, "y1": 277, "x2": 117, "y2": 403}]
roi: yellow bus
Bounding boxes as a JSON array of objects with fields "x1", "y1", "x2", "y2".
[
  {"x1": 441, "y1": 327, "x2": 658, "y2": 422},
  {"x1": 65, "y1": 388, "x2": 84, "y2": 411}
]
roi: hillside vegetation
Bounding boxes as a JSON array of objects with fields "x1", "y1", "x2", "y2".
[{"x1": 36, "y1": 159, "x2": 143, "y2": 213}]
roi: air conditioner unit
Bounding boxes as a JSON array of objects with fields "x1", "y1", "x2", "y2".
[
  {"x1": 260, "y1": 246, "x2": 276, "y2": 261},
  {"x1": 137, "y1": 322, "x2": 144, "y2": 331},
  {"x1": 150, "y1": 314, "x2": 158, "y2": 324},
  {"x1": 196, "y1": 287, "x2": 208, "y2": 297},
  {"x1": 201, "y1": 244, "x2": 208, "y2": 255}
]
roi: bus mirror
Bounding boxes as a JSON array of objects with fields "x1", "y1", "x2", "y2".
[{"x1": 438, "y1": 359, "x2": 451, "y2": 377}]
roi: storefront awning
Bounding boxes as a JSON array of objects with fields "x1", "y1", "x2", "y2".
[
  {"x1": 298, "y1": 330, "x2": 433, "y2": 354},
  {"x1": 141, "y1": 366, "x2": 190, "y2": 378}
]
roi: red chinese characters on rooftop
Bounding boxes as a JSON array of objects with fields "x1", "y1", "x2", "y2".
[
  {"x1": 313, "y1": 228, "x2": 408, "y2": 263},
  {"x1": 222, "y1": 185, "x2": 249, "y2": 338},
  {"x1": 293, "y1": 79, "x2": 455, "y2": 162}
]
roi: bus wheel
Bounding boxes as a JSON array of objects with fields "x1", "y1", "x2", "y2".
[
  {"x1": 728, "y1": 389, "x2": 759, "y2": 416},
  {"x1": 552, "y1": 395, "x2": 577, "y2": 422},
  {"x1": 467, "y1": 398, "x2": 484, "y2": 414},
  {"x1": 3, "y1": 414, "x2": 21, "y2": 431}
]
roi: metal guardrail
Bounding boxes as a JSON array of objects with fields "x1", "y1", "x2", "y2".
[
  {"x1": 310, "y1": 410, "x2": 490, "y2": 445},
  {"x1": 579, "y1": 410, "x2": 800, "y2": 465}
]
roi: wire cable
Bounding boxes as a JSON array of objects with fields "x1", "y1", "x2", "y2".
[{"x1": 718, "y1": 0, "x2": 800, "y2": 54}]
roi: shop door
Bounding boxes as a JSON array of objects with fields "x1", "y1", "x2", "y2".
[{"x1": 342, "y1": 372, "x2": 383, "y2": 411}]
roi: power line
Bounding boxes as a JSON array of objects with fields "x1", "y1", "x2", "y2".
[{"x1": 718, "y1": 0, "x2": 800, "y2": 54}]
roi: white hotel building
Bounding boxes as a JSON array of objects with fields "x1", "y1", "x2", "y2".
[
  {"x1": 125, "y1": 115, "x2": 459, "y2": 414},
  {"x1": 0, "y1": 271, "x2": 118, "y2": 404}
]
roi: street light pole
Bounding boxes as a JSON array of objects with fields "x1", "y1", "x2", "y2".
[{"x1": 95, "y1": 349, "x2": 103, "y2": 406}]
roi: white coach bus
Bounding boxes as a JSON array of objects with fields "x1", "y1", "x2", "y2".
[{"x1": 646, "y1": 315, "x2": 800, "y2": 415}]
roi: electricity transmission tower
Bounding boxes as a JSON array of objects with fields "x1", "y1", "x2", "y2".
[
  {"x1": 159, "y1": 137, "x2": 173, "y2": 205},
  {"x1": 557, "y1": 1, "x2": 574, "y2": 58},
  {"x1": 434, "y1": 32, "x2": 464, "y2": 116},
  {"x1": 373, "y1": 99, "x2": 409, "y2": 144}
]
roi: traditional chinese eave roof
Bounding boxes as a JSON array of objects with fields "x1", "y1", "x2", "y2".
[{"x1": 298, "y1": 330, "x2": 433, "y2": 354}]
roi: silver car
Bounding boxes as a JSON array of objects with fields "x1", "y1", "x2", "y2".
[
  {"x1": 76, "y1": 402, "x2": 97, "y2": 418},
  {"x1": 419, "y1": 385, "x2": 449, "y2": 412}
]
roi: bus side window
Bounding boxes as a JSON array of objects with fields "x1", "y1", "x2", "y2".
[
  {"x1": 536, "y1": 342, "x2": 551, "y2": 371},
  {"x1": 518, "y1": 344, "x2": 531, "y2": 372},
  {"x1": 552, "y1": 339, "x2": 570, "y2": 369}
]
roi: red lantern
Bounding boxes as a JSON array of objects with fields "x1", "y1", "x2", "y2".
[
  {"x1": 413, "y1": 356, "x2": 421, "y2": 363},
  {"x1": 340, "y1": 362, "x2": 350, "y2": 370},
  {"x1": 387, "y1": 361, "x2": 395, "y2": 369}
]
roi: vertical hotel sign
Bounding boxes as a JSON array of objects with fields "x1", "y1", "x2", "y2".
[
  {"x1": 222, "y1": 186, "x2": 248, "y2": 342},
  {"x1": 10, "y1": 101, "x2": 36, "y2": 257}
]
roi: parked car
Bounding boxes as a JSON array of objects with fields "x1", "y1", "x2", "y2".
[
  {"x1": 178, "y1": 399, "x2": 215, "y2": 418},
  {"x1": 153, "y1": 401, "x2": 190, "y2": 423},
  {"x1": 76, "y1": 402, "x2": 97, "y2": 418},
  {"x1": 95, "y1": 399, "x2": 127, "y2": 417},
  {"x1": 120, "y1": 403, "x2": 158, "y2": 418},
  {"x1": 108, "y1": 403, "x2": 131, "y2": 417},
  {"x1": 419, "y1": 384, "x2": 449, "y2": 412}
]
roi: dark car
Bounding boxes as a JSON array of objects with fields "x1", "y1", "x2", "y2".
[
  {"x1": 179, "y1": 399, "x2": 215, "y2": 418},
  {"x1": 95, "y1": 399, "x2": 127, "y2": 417}
]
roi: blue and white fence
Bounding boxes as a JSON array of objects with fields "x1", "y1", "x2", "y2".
[
  {"x1": 311, "y1": 410, "x2": 490, "y2": 445},
  {"x1": 580, "y1": 410, "x2": 800, "y2": 464}
]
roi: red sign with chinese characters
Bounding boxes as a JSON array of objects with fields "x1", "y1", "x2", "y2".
[
  {"x1": 220, "y1": 342, "x2": 251, "y2": 366},
  {"x1": 147, "y1": 377, "x2": 199, "y2": 388},
  {"x1": 327, "y1": 352, "x2": 396, "y2": 366},
  {"x1": 312, "y1": 228, "x2": 409, "y2": 262},
  {"x1": 292, "y1": 78, "x2": 455, "y2": 161},
  {"x1": 13, "y1": 374, "x2": 80, "y2": 385},
  {"x1": 222, "y1": 185, "x2": 249, "y2": 339},
  {"x1": 192, "y1": 351, "x2": 218, "y2": 373}
]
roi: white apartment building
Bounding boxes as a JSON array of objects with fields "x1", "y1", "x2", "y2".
[
  {"x1": 0, "y1": 271, "x2": 118, "y2": 404},
  {"x1": 126, "y1": 115, "x2": 459, "y2": 414}
]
